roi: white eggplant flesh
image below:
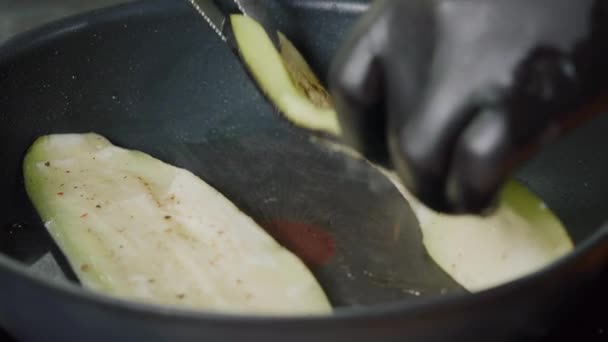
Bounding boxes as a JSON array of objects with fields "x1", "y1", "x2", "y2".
[
  {"x1": 384, "y1": 171, "x2": 573, "y2": 292},
  {"x1": 23, "y1": 133, "x2": 331, "y2": 315},
  {"x1": 231, "y1": 14, "x2": 341, "y2": 136}
]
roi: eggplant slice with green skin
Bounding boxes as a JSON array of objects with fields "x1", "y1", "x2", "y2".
[
  {"x1": 231, "y1": 15, "x2": 574, "y2": 292},
  {"x1": 382, "y1": 170, "x2": 573, "y2": 292},
  {"x1": 23, "y1": 133, "x2": 331, "y2": 315},
  {"x1": 231, "y1": 14, "x2": 341, "y2": 136}
]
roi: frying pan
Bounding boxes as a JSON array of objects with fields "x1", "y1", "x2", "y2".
[{"x1": 0, "y1": 0, "x2": 606, "y2": 341}]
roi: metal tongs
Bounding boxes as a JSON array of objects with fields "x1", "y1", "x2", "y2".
[{"x1": 187, "y1": 0, "x2": 283, "y2": 49}]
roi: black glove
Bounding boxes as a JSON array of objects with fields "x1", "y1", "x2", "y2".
[{"x1": 329, "y1": 0, "x2": 608, "y2": 214}]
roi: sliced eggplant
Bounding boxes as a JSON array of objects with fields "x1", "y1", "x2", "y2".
[
  {"x1": 230, "y1": 13, "x2": 576, "y2": 290},
  {"x1": 23, "y1": 133, "x2": 331, "y2": 315},
  {"x1": 231, "y1": 14, "x2": 341, "y2": 136},
  {"x1": 383, "y1": 171, "x2": 573, "y2": 292}
]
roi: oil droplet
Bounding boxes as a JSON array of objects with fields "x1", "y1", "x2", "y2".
[
  {"x1": 3, "y1": 222, "x2": 24, "y2": 235},
  {"x1": 403, "y1": 289, "x2": 421, "y2": 296}
]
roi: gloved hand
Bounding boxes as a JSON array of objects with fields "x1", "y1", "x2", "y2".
[{"x1": 329, "y1": 0, "x2": 608, "y2": 214}]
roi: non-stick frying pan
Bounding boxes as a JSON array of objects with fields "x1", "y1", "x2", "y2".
[{"x1": 0, "y1": 0, "x2": 606, "y2": 341}]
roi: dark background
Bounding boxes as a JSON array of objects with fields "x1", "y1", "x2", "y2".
[{"x1": 0, "y1": 0, "x2": 605, "y2": 341}]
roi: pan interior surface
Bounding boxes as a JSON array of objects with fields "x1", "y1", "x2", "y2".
[
  {"x1": 0, "y1": 0, "x2": 605, "y2": 314},
  {"x1": 0, "y1": 0, "x2": 464, "y2": 309}
]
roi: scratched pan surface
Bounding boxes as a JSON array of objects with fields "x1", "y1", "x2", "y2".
[{"x1": 0, "y1": 1, "x2": 606, "y2": 342}]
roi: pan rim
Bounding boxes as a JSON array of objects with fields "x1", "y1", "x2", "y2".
[
  {"x1": 0, "y1": 226, "x2": 604, "y2": 325},
  {"x1": 0, "y1": 0, "x2": 606, "y2": 327}
]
